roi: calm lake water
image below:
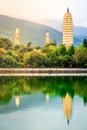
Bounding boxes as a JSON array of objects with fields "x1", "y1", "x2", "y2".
[{"x1": 0, "y1": 76, "x2": 87, "y2": 130}]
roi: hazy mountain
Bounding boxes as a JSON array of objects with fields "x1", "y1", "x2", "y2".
[
  {"x1": 34, "y1": 19, "x2": 87, "y2": 45},
  {"x1": 33, "y1": 19, "x2": 62, "y2": 32},
  {"x1": 74, "y1": 26, "x2": 87, "y2": 44},
  {"x1": 0, "y1": 15, "x2": 62, "y2": 46},
  {"x1": 0, "y1": 15, "x2": 82, "y2": 46},
  {"x1": 35, "y1": 19, "x2": 87, "y2": 36},
  {"x1": 74, "y1": 26, "x2": 87, "y2": 36}
]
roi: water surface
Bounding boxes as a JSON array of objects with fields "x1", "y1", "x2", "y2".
[{"x1": 0, "y1": 76, "x2": 87, "y2": 130}]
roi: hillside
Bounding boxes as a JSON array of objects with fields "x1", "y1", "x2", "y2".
[
  {"x1": 0, "y1": 15, "x2": 82, "y2": 46},
  {"x1": 35, "y1": 19, "x2": 87, "y2": 36},
  {"x1": 35, "y1": 19, "x2": 87, "y2": 44},
  {"x1": 0, "y1": 15, "x2": 62, "y2": 46}
]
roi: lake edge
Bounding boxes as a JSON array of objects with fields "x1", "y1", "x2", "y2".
[{"x1": 0, "y1": 68, "x2": 87, "y2": 76}]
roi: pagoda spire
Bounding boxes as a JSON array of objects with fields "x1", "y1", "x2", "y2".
[
  {"x1": 67, "y1": 7, "x2": 69, "y2": 12},
  {"x1": 62, "y1": 7, "x2": 73, "y2": 47},
  {"x1": 67, "y1": 119, "x2": 69, "y2": 125}
]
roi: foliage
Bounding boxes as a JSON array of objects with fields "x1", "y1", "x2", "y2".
[
  {"x1": 25, "y1": 51, "x2": 46, "y2": 68},
  {"x1": 73, "y1": 46, "x2": 87, "y2": 67},
  {"x1": 0, "y1": 48, "x2": 6, "y2": 59},
  {"x1": 67, "y1": 45, "x2": 75, "y2": 56},
  {"x1": 83, "y1": 38, "x2": 87, "y2": 48},
  {"x1": 0, "y1": 38, "x2": 13, "y2": 50},
  {"x1": 0, "y1": 37, "x2": 87, "y2": 68},
  {"x1": 58, "y1": 44, "x2": 67, "y2": 56},
  {"x1": 1, "y1": 55, "x2": 18, "y2": 68},
  {"x1": 42, "y1": 44, "x2": 56, "y2": 53}
]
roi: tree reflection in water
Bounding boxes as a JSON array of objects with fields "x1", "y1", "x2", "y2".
[{"x1": 0, "y1": 76, "x2": 87, "y2": 124}]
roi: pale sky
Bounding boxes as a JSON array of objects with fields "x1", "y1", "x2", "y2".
[{"x1": 0, "y1": 0, "x2": 87, "y2": 27}]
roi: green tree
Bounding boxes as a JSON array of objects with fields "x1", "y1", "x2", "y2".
[
  {"x1": 73, "y1": 46, "x2": 87, "y2": 67},
  {"x1": 42, "y1": 44, "x2": 56, "y2": 53},
  {"x1": 27, "y1": 42, "x2": 32, "y2": 47},
  {"x1": 13, "y1": 44, "x2": 21, "y2": 51},
  {"x1": 83, "y1": 39, "x2": 87, "y2": 48},
  {"x1": 7, "y1": 50, "x2": 23, "y2": 67},
  {"x1": 58, "y1": 44, "x2": 66, "y2": 56},
  {"x1": 45, "y1": 52, "x2": 58, "y2": 67},
  {"x1": 67, "y1": 45, "x2": 75, "y2": 56},
  {"x1": 25, "y1": 51, "x2": 46, "y2": 68},
  {"x1": 59, "y1": 55, "x2": 73, "y2": 68},
  {"x1": 0, "y1": 38, "x2": 13, "y2": 50},
  {"x1": 0, "y1": 48, "x2": 7, "y2": 67},
  {"x1": 1, "y1": 55, "x2": 18, "y2": 68},
  {"x1": 0, "y1": 48, "x2": 6, "y2": 59},
  {"x1": 53, "y1": 39, "x2": 57, "y2": 46}
]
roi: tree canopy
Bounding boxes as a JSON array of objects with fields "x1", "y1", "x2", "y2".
[{"x1": 0, "y1": 37, "x2": 87, "y2": 68}]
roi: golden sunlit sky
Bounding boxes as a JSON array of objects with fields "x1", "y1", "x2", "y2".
[{"x1": 0, "y1": 0, "x2": 87, "y2": 26}]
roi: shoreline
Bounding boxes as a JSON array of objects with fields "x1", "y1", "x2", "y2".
[{"x1": 0, "y1": 68, "x2": 87, "y2": 76}]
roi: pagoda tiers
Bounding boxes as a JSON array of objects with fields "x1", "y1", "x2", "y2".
[
  {"x1": 62, "y1": 8, "x2": 73, "y2": 47},
  {"x1": 14, "y1": 26, "x2": 20, "y2": 45}
]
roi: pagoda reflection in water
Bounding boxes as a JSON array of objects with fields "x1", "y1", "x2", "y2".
[{"x1": 63, "y1": 93, "x2": 73, "y2": 125}]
